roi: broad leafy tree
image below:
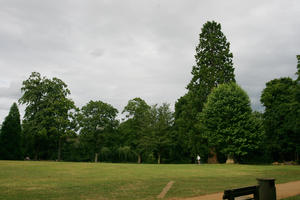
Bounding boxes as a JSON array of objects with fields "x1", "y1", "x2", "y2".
[
  {"x1": 148, "y1": 103, "x2": 173, "y2": 164},
  {"x1": 19, "y1": 72, "x2": 76, "y2": 160},
  {"x1": 0, "y1": 103, "x2": 22, "y2": 160},
  {"x1": 261, "y1": 77, "x2": 298, "y2": 161},
  {"x1": 200, "y1": 83, "x2": 263, "y2": 162},
  {"x1": 78, "y1": 100, "x2": 119, "y2": 162},
  {"x1": 122, "y1": 97, "x2": 151, "y2": 163}
]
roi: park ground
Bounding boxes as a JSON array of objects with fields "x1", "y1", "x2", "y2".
[{"x1": 0, "y1": 161, "x2": 300, "y2": 200}]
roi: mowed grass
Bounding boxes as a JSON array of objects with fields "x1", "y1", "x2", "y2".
[
  {"x1": 284, "y1": 196, "x2": 300, "y2": 200},
  {"x1": 0, "y1": 161, "x2": 300, "y2": 200}
]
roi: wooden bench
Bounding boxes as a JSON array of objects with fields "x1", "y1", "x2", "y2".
[{"x1": 223, "y1": 185, "x2": 259, "y2": 200}]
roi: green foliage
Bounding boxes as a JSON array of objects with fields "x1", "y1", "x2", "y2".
[
  {"x1": 78, "y1": 100, "x2": 119, "y2": 162},
  {"x1": 296, "y1": 55, "x2": 300, "y2": 81},
  {"x1": 294, "y1": 56, "x2": 300, "y2": 161},
  {"x1": 120, "y1": 101, "x2": 175, "y2": 164},
  {"x1": 122, "y1": 97, "x2": 151, "y2": 163},
  {"x1": 239, "y1": 111, "x2": 269, "y2": 164},
  {"x1": 174, "y1": 93, "x2": 198, "y2": 162},
  {"x1": 175, "y1": 21, "x2": 236, "y2": 161},
  {"x1": 117, "y1": 146, "x2": 136, "y2": 162},
  {"x1": 9, "y1": 55, "x2": 300, "y2": 165},
  {"x1": 148, "y1": 103, "x2": 174, "y2": 164},
  {"x1": 19, "y1": 72, "x2": 76, "y2": 160},
  {"x1": 187, "y1": 20, "x2": 235, "y2": 113},
  {"x1": 261, "y1": 77, "x2": 299, "y2": 161},
  {"x1": 0, "y1": 103, "x2": 22, "y2": 160},
  {"x1": 200, "y1": 83, "x2": 263, "y2": 160},
  {"x1": 123, "y1": 97, "x2": 151, "y2": 121}
]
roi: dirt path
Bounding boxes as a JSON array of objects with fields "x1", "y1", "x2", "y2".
[
  {"x1": 169, "y1": 180, "x2": 300, "y2": 200},
  {"x1": 158, "y1": 181, "x2": 175, "y2": 199},
  {"x1": 277, "y1": 180, "x2": 300, "y2": 199}
]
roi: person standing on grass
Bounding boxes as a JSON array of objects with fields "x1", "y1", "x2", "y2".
[{"x1": 197, "y1": 155, "x2": 201, "y2": 164}]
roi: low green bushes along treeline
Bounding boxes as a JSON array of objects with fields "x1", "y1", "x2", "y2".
[{"x1": 0, "y1": 21, "x2": 299, "y2": 164}]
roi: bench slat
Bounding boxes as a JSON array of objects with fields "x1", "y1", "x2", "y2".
[{"x1": 223, "y1": 185, "x2": 259, "y2": 200}]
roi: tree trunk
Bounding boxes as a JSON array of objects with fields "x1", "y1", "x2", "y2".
[
  {"x1": 35, "y1": 145, "x2": 39, "y2": 160},
  {"x1": 95, "y1": 153, "x2": 98, "y2": 163},
  {"x1": 207, "y1": 147, "x2": 218, "y2": 164},
  {"x1": 158, "y1": 153, "x2": 161, "y2": 164},
  {"x1": 57, "y1": 137, "x2": 62, "y2": 161},
  {"x1": 226, "y1": 154, "x2": 235, "y2": 164},
  {"x1": 138, "y1": 154, "x2": 141, "y2": 164}
]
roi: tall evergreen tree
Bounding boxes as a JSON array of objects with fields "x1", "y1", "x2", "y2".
[
  {"x1": 0, "y1": 103, "x2": 22, "y2": 160},
  {"x1": 175, "y1": 21, "x2": 235, "y2": 161},
  {"x1": 187, "y1": 20, "x2": 235, "y2": 113}
]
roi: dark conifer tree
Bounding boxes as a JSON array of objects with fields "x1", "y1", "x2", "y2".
[
  {"x1": 175, "y1": 21, "x2": 235, "y2": 162},
  {"x1": 0, "y1": 103, "x2": 22, "y2": 160},
  {"x1": 187, "y1": 20, "x2": 235, "y2": 112}
]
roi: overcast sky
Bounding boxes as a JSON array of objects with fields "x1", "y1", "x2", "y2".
[{"x1": 0, "y1": 0, "x2": 299, "y2": 123}]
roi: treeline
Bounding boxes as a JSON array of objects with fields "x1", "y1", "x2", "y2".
[{"x1": 0, "y1": 21, "x2": 299, "y2": 164}]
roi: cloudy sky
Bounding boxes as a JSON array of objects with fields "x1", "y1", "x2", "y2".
[{"x1": 0, "y1": 0, "x2": 299, "y2": 123}]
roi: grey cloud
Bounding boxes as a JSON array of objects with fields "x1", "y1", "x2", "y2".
[
  {"x1": 0, "y1": 81, "x2": 22, "y2": 99},
  {"x1": 0, "y1": 0, "x2": 300, "y2": 122},
  {"x1": 0, "y1": 80, "x2": 23, "y2": 121},
  {"x1": 90, "y1": 49, "x2": 105, "y2": 58}
]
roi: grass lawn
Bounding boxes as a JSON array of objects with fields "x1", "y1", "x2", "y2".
[
  {"x1": 284, "y1": 196, "x2": 300, "y2": 200},
  {"x1": 0, "y1": 161, "x2": 300, "y2": 200}
]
